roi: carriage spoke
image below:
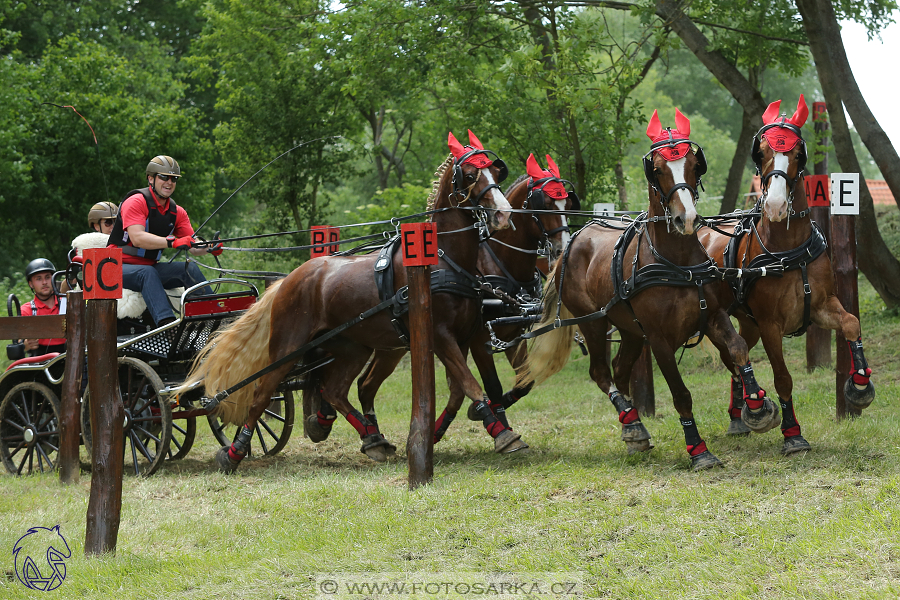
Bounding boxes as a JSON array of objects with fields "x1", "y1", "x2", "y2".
[
  {"x1": 2, "y1": 416, "x2": 25, "y2": 433},
  {"x1": 130, "y1": 430, "x2": 155, "y2": 462},
  {"x1": 35, "y1": 443, "x2": 54, "y2": 472},
  {"x1": 128, "y1": 434, "x2": 142, "y2": 475},
  {"x1": 254, "y1": 423, "x2": 270, "y2": 455}
]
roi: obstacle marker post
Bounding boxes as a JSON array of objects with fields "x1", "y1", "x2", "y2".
[
  {"x1": 402, "y1": 223, "x2": 438, "y2": 489},
  {"x1": 82, "y1": 248, "x2": 124, "y2": 555},
  {"x1": 58, "y1": 290, "x2": 85, "y2": 485},
  {"x1": 806, "y1": 101, "x2": 833, "y2": 371}
]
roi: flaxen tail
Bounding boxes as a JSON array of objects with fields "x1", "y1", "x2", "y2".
[
  {"x1": 516, "y1": 261, "x2": 574, "y2": 388},
  {"x1": 181, "y1": 279, "x2": 284, "y2": 425}
]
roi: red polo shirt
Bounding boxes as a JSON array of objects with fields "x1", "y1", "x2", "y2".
[
  {"x1": 21, "y1": 295, "x2": 67, "y2": 346},
  {"x1": 111, "y1": 189, "x2": 194, "y2": 265}
]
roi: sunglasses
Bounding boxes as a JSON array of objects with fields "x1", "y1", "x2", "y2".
[
  {"x1": 156, "y1": 174, "x2": 179, "y2": 182},
  {"x1": 102, "y1": 218, "x2": 116, "y2": 227}
]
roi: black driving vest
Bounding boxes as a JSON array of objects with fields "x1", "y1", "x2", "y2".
[{"x1": 107, "y1": 187, "x2": 178, "y2": 262}]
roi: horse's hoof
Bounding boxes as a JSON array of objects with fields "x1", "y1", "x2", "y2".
[
  {"x1": 215, "y1": 446, "x2": 239, "y2": 474},
  {"x1": 304, "y1": 414, "x2": 333, "y2": 443},
  {"x1": 741, "y1": 397, "x2": 780, "y2": 433},
  {"x1": 621, "y1": 421, "x2": 652, "y2": 442},
  {"x1": 493, "y1": 429, "x2": 522, "y2": 453},
  {"x1": 501, "y1": 437, "x2": 529, "y2": 454},
  {"x1": 691, "y1": 450, "x2": 723, "y2": 471},
  {"x1": 726, "y1": 418, "x2": 751, "y2": 437},
  {"x1": 844, "y1": 377, "x2": 875, "y2": 410},
  {"x1": 466, "y1": 401, "x2": 480, "y2": 421},
  {"x1": 782, "y1": 435, "x2": 811, "y2": 456},
  {"x1": 625, "y1": 440, "x2": 654, "y2": 454},
  {"x1": 360, "y1": 434, "x2": 395, "y2": 462}
]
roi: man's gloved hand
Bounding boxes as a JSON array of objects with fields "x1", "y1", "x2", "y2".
[
  {"x1": 209, "y1": 241, "x2": 224, "y2": 256},
  {"x1": 167, "y1": 235, "x2": 194, "y2": 250}
]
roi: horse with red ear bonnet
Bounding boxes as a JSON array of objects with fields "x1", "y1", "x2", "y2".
[
  {"x1": 700, "y1": 95, "x2": 875, "y2": 455},
  {"x1": 517, "y1": 109, "x2": 775, "y2": 470},
  {"x1": 183, "y1": 130, "x2": 520, "y2": 470}
]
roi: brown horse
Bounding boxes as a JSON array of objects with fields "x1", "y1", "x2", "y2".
[
  {"x1": 184, "y1": 130, "x2": 516, "y2": 471},
  {"x1": 348, "y1": 153, "x2": 580, "y2": 449},
  {"x1": 699, "y1": 96, "x2": 875, "y2": 455},
  {"x1": 519, "y1": 109, "x2": 775, "y2": 470}
]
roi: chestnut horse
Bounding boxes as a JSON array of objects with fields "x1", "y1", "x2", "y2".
[
  {"x1": 519, "y1": 109, "x2": 775, "y2": 470},
  {"x1": 345, "y1": 153, "x2": 580, "y2": 449},
  {"x1": 184, "y1": 130, "x2": 515, "y2": 471},
  {"x1": 699, "y1": 96, "x2": 875, "y2": 455}
]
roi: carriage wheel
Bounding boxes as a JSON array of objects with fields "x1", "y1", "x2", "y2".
[
  {"x1": 82, "y1": 357, "x2": 172, "y2": 476},
  {"x1": 0, "y1": 382, "x2": 61, "y2": 475},
  {"x1": 167, "y1": 414, "x2": 196, "y2": 460},
  {"x1": 206, "y1": 392, "x2": 295, "y2": 457}
]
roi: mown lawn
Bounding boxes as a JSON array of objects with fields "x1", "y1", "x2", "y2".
[{"x1": 2, "y1": 259, "x2": 900, "y2": 598}]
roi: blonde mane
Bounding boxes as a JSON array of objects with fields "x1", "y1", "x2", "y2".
[{"x1": 426, "y1": 154, "x2": 454, "y2": 220}]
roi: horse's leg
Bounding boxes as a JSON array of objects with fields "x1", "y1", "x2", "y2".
[
  {"x1": 812, "y1": 295, "x2": 874, "y2": 410},
  {"x1": 715, "y1": 318, "x2": 760, "y2": 436},
  {"x1": 465, "y1": 341, "x2": 531, "y2": 421},
  {"x1": 646, "y1": 333, "x2": 722, "y2": 471},
  {"x1": 434, "y1": 333, "x2": 527, "y2": 454},
  {"x1": 215, "y1": 360, "x2": 296, "y2": 473},
  {"x1": 470, "y1": 340, "x2": 518, "y2": 434},
  {"x1": 705, "y1": 309, "x2": 778, "y2": 435},
  {"x1": 756, "y1": 321, "x2": 810, "y2": 455},
  {"x1": 434, "y1": 344, "x2": 472, "y2": 444},
  {"x1": 354, "y1": 349, "x2": 407, "y2": 442},
  {"x1": 610, "y1": 329, "x2": 654, "y2": 454}
]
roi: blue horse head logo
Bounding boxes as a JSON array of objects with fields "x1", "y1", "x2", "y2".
[{"x1": 12, "y1": 525, "x2": 71, "y2": 591}]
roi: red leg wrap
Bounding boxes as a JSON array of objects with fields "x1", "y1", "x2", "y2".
[
  {"x1": 485, "y1": 421, "x2": 506, "y2": 438},
  {"x1": 316, "y1": 410, "x2": 336, "y2": 428},
  {"x1": 782, "y1": 425, "x2": 801, "y2": 438},
  {"x1": 687, "y1": 441, "x2": 708, "y2": 457},
  {"x1": 619, "y1": 408, "x2": 640, "y2": 425},
  {"x1": 227, "y1": 446, "x2": 245, "y2": 462},
  {"x1": 852, "y1": 368, "x2": 872, "y2": 385},
  {"x1": 346, "y1": 412, "x2": 378, "y2": 437}
]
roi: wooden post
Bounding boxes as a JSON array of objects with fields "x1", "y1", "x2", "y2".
[
  {"x1": 59, "y1": 290, "x2": 85, "y2": 485},
  {"x1": 629, "y1": 342, "x2": 655, "y2": 416},
  {"x1": 82, "y1": 248, "x2": 124, "y2": 555},
  {"x1": 401, "y1": 223, "x2": 438, "y2": 489},
  {"x1": 806, "y1": 101, "x2": 832, "y2": 371},
  {"x1": 84, "y1": 299, "x2": 123, "y2": 554},
  {"x1": 830, "y1": 175, "x2": 861, "y2": 419}
]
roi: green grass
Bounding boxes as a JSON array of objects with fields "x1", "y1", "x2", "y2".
[{"x1": 2, "y1": 250, "x2": 900, "y2": 598}]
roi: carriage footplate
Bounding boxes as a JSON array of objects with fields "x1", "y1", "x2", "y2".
[{"x1": 360, "y1": 434, "x2": 396, "y2": 462}]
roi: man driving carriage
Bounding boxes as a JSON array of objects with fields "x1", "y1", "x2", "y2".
[
  {"x1": 21, "y1": 258, "x2": 66, "y2": 356},
  {"x1": 106, "y1": 155, "x2": 222, "y2": 327}
]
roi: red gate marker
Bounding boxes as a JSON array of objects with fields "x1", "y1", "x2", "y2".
[
  {"x1": 310, "y1": 225, "x2": 340, "y2": 257},
  {"x1": 401, "y1": 223, "x2": 439, "y2": 267},
  {"x1": 805, "y1": 174, "x2": 830, "y2": 207},
  {"x1": 83, "y1": 248, "x2": 123, "y2": 300}
]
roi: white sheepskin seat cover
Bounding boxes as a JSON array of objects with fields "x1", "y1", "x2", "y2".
[{"x1": 71, "y1": 232, "x2": 184, "y2": 319}]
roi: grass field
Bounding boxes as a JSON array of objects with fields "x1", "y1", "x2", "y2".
[{"x1": 2, "y1": 247, "x2": 900, "y2": 598}]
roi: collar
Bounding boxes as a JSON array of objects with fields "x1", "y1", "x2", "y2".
[
  {"x1": 31, "y1": 294, "x2": 58, "y2": 310},
  {"x1": 149, "y1": 184, "x2": 172, "y2": 212}
]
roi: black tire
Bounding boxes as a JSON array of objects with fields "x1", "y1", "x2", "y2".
[
  {"x1": 207, "y1": 392, "x2": 295, "y2": 457},
  {"x1": 82, "y1": 357, "x2": 171, "y2": 476},
  {"x1": 0, "y1": 382, "x2": 62, "y2": 475}
]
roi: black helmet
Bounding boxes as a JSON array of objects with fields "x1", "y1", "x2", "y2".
[
  {"x1": 146, "y1": 155, "x2": 181, "y2": 178},
  {"x1": 25, "y1": 258, "x2": 56, "y2": 282}
]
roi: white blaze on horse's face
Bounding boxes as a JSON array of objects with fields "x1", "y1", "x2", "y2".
[
  {"x1": 480, "y1": 167, "x2": 512, "y2": 230},
  {"x1": 667, "y1": 156, "x2": 698, "y2": 235},
  {"x1": 764, "y1": 152, "x2": 790, "y2": 222},
  {"x1": 552, "y1": 199, "x2": 570, "y2": 259}
]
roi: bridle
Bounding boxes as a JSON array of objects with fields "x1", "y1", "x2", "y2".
[
  {"x1": 525, "y1": 175, "x2": 579, "y2": 253},
  {"x1": 753, "y1": 119, "x2": 809, "y2": 229},
  {"x1": 642, "y1": 130, "x2": 707, "y2": 231},
  {"x1": 449, "y1": 147, "x2": 508, "y2": 238}
]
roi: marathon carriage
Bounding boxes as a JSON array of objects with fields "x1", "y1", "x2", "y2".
[{"x1": 0, "y1": 277, "x2": 320, "y2": 477}]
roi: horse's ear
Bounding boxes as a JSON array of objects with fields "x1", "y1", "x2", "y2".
[
  {"x1": 526, "y1": 153, "x2": 544, "y2": 179},
  {"x1": 789, "y1": 94, "x2": 809, "y2": 128},
  {"x1": 546, "y1": 154, "x2": 561, "y2": 178},
  {"x1": 762, "y1": 99, "x2": 782, "y2": 125},
  {"x1": 448, "y1": 132, "x2": 465, "y2": 158},
  {"x1": 674, "y1": 108, "x2": 690, "y2": 137},
  {"x1": 646, "y1": 110, "x2": 662, "y2": 140},
  {"x1": 467, "y1": 129, "x2": 485, "y2": 150}
]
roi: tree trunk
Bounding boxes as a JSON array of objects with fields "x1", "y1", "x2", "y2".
[
  {"x1": 655, "y1": 0, "x2": 768, "y2": 121},
  {"x1": 796, "y1": 0, "x2": 900, "y2": 308},
  {"x1": 720, "y1": 108, "x2": 756, "y2": 213},
  {"x1": 614, "y1": 161, "x2": 627, "y2": 210},
  {"x1": 364, "y1": 106, "x2": 389, "y2": 190},
  {"x1": 796, "y1": 0, "x2": 900, "y2": 211}
]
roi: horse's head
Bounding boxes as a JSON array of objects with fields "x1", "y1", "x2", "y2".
[
  {"x1": 448, "y1": 130, "x2": 512, "y2": 231},
  {"x1": 643, "y1": 109, "x2": 705, "y2": 235},
  {"x1": 522, "y1": 153, "x2": 580, "y2": 261},
  {"x1": 752, "y1": 95, "x2": 809, "y2": 222}
]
